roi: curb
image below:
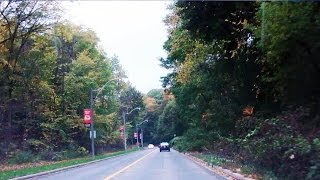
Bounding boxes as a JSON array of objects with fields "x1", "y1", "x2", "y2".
[
  {"x1": 180, "y1": 152, "x2": 255, "y2": 180},
  {"x1": 10, "y1": 150, "x2": 140, "y2": 180}
]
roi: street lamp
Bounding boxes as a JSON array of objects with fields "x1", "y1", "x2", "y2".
[
  {"x1": 136, "y1": 119, "x2": 148, "y2": 148},
  {"x1": 90, "y1": 78, "x2": 119, "y2": 158},
  {"x1": 122, "y1": 107, "x2": 140, "y2": 152}
]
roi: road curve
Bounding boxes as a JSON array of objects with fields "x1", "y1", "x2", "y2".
[{"x1": 33, "y1": 148, "x2": 224, "y2": 180}]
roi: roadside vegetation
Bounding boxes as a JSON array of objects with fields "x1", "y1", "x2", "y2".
[
  {"x1": 1, "y1": 1, "x2": 320, "y2": 180},
  {"x1": 0, "y1": 0, "x2": 144, "y2": 169},
  {"x1": 155, "y1": 1, "x2": 320, "y2": 179}
]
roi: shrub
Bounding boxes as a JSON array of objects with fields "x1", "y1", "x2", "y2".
[
  {"x1": 52, "y1": 146, "x2": 88, "y2": 161},
  {"x1": 8, "y1": 151, "x2": 39, "y2": 164},
  {"x1": 170, "y1": 136, "x2": 189, "y2": 152},
  {"x1": 307, "y1": 138, "x2": 320, "y2": 180},
  {"x1": 24, "y1": 139, "x2": 49, "y2": 153},
  {"x1": 237, "y1": 117, "x2": 316, "y2": 179}
]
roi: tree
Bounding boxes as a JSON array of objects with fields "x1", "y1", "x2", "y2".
[
  {"x1": 146, "y1": 89, "x2": 163, "y2": 105},
  {"x1": 0, "y1": 0, "x2": 60, "y2": 156},
  {"x1": 118, "y1": 85, "x2": 144, "y2": 145},
  {"x1": 159, "y1": 1, "x2": 320, "y2": 178},
  {"x1": 156, "y1": 100, "x2": 177, "y2": 142},
  {"x1": 256, "y1": 2, "x2": 320, "y2": 109}
]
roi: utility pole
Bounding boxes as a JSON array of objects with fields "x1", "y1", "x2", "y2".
[
  {"x1": 90, "y1": 89, "x2": 95, "y2": 158},
  {"x1": 141, "y1": 129, "x2": 144, "y2": 148},
  {"x1": 88, "y1": 78, "x2": 119, "y2": 158},
  {"x1": 122, "y1": 107, "x2": 140, "y2": 152},
  {"x1": 136, "y1": 119, "x2": 148, "y2": 149},
  {"x1": 122, "y1": 109, "x2": 127, "y2": 152},
  {"x1": 136, "y1": 125, "x2": 139, "y2": 148}
]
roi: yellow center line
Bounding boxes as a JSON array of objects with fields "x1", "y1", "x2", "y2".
[{"x1": 104, "y1": 149, "x2": 156, "y2": 180}]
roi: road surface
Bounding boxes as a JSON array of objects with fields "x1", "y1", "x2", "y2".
[{"x1": 33, "y1": 148, "x2": 224, "y2": 180}]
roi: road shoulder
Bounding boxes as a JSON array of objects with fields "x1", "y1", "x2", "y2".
[{"x1": 180, "y1": 151, "x2": 254, "y2": 180}]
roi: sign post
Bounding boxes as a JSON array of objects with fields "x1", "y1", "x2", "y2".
[
  {"x1": 90, "y1": 130, "x2": 96, "y2": 139},
  {"x1": 140, "y1": 130, "x2": 143, "y2": 148},
  {"x1": 90, "y1": 89, "x2": 95, "y2": 158}
]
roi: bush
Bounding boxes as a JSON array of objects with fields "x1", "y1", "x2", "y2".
[
  {"x1": 236, "y1": 116, "x2": 317, "y2": 179},
  {"x1": 170, "y1": 136, "x2": 189, "y2": 152},
  {"x1": 24, "y1": 139, "x2": 49, "y2": 153},
  {"x1": 8, "y1": 151, "x2": 39, "y2": 164},
  {"x1": 52, "y1": 146, "x2": 88, "y2": 161},
  {"x1": 307, "y1": 138, "x2": 320, "y2": 180}
]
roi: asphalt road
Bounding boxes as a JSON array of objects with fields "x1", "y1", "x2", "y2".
[{"x1": 33, "y1": 148, "x2": 224, "y2": 180}]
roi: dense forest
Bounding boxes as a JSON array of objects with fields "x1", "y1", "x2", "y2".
[
  {"x1": 0, "y1": 0, "x2": 146, "y2": 163},
  {"x1": 158, "y1": 1, "x2": 320, "y2": 179},
  {"x1": 1, "y1": 0, "x2": 320, "y2": 179}
]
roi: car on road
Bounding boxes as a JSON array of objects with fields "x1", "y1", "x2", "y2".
[
  {"x1": 148, "y1": 144, "x2": 154, "y2": 149},
  {"x1": 159, "y1": 142, "x2": 170, "y2": 152}
]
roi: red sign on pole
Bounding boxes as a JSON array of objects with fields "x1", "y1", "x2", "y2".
[
  {"x1": 120, "y1": 126, "x2": 124, "y2": 131},
  {"x1": 83, "y1": 109, "x2": 92, "y2": 124}
]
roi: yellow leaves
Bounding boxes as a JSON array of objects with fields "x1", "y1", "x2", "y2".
[
  {"x1": 76, "y1": 51, "x2": 95, "y2": 66},
  {"x1": 143, "y1": 96, "x2": 157, "y2": 112},
  {"x1": 0, "y1": 36, "x2": 10, "y2": 69},
  {"x1": 106, "y1": 112, "x2": 116, "y2": 121},
  {"x1": 54, "y1": 23, "x2": 78, "y2": 42},
  {"x1": 176, "y1": 41, "x2": 209, "y2": 84},
  {"x1": 71, "y1": 51, "x2": 95, "y2": 76},
  {"x1": 177, "y1": 59, "x2": 193, "y2": 84},
  {"x1": 80, "y1": 29, "x2": 99, "y2": 45},
  {"x1": 0, "y1": 58, "x2": 9, "y2": 69}
]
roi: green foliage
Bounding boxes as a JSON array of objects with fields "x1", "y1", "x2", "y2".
[
  {"x1": 120, "y1": 86, "x2": 144, "y2": 112},
  {"x1": 234, "y1": 116, "x2": 317, "y2": 179},
  {"x1": 24, "y1": 139, "x2": 49, "y2": 153},
  {"x1": 146, "y1": 89, "x2": 163, "y2": 104},
  {"x1": 52, "y1": 147, "x2": 88, "y2": 161},
  {"x1": 183, "y1": 128, "x2": 210, "y2": 151},
  {"x1": 170, "y1": 128, "x2": 210, "y2": 152},
  {"x1": 8, "y1": 151, "x2": 39, "y2": 164},
  {"x1": 0, "y1": 2, "x2": 137, "y2": 164},
  {"x1": 256, "y1": 2, "x2": 320, "y2": 106},
  {"x1": 156, "y1": 100, "x2": 177, "y2": 142},
  {"x1": 195, "y1": 154, "x2": 229, "y2": 167},
  {"x1": 170, "y1": 136, "x2": 189, "y2": 152},
  {"x1": 307, "y1": 138, "x2": 320, "y2": 180},
  {"x1": 158, "y1": 1, "x2": 320, "y2": 179}
]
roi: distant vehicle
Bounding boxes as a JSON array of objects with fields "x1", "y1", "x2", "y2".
[
  {"x1": 159, "y1": 142, "x2": 170, "y2": 152},
  {"x1": 148, "y1": 144, "x2": 154, "y2": 149}
]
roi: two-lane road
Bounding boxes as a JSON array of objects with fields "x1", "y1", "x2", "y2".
[{"x1": 34, "y1": 149, "x2": 224, "y2": 180}]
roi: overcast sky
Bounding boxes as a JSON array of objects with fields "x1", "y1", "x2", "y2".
[{"x1": 62, "y1": 1, "x2": 171, "y2": 94}]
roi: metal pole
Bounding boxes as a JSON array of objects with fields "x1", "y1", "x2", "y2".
[
  {"x1": 136, "y1": 125, "x2": 139, "y2": 148},
  {"x1": 141, "y1": 129, "x2": 143, "y2": 148},
  {"x1": 90, "y1": 89, "x2": 95, "y2": 158},
  {"x1": 122, "y1": 110, "x2": 127, "y2": 152}
]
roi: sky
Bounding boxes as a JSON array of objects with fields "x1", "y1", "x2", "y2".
[{"x1": 62, "y1": 1, "x2": 171, "y2": 94}]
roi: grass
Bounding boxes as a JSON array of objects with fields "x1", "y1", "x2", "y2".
[{"x1": 0, "y1": 148, "x2": 139, "y2": 180}]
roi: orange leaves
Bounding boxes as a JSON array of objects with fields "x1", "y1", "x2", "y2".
[{"x1": 242, "y1": 106, "x2": 254, "y2": 117}]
